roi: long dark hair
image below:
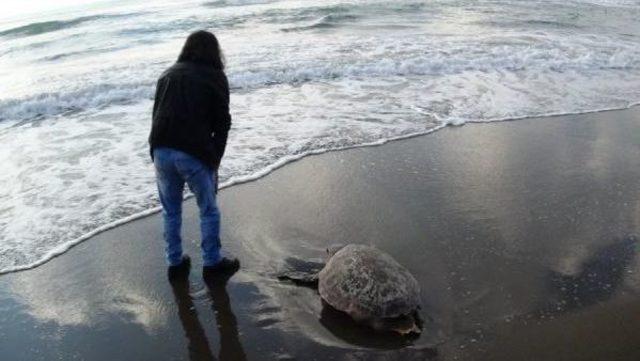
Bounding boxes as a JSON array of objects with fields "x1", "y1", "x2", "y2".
[{"x1": 177, "y1": 30, "x2": 225, "y2": 70}]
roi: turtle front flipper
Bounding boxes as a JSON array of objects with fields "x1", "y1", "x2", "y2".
[
  {"x1": 277, "y1": 271, "x2": 320, "y2": 288},
  {"x1": 276, "y1": 257, "x2": 324, "y2": 288}
]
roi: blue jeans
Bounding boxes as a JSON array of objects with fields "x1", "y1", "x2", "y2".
[{"x1": 153, "y1": 147, "x2": 221, "y2": 267}]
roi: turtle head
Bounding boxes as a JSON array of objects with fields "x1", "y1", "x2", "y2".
[
  {"x1": 371, "y1": 311, "x2": 423, "y2": 336},
  {"x1": 326, "y1": 243, "x2": 346, "y2": 258}
]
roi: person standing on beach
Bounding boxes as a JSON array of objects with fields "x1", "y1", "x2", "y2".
[{"x1": 149, "y1": 30, "x2": 239, "y2": 276}]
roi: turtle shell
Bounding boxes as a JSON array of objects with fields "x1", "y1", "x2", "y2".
[{"x1": 318, "y1": 244, "x2": 420, "y2": 320}]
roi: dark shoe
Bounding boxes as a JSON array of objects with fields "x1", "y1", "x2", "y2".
[
  {"x1": 168, "y1": 255, "x2": 191, "y2": 280},
  {"x1": 203, "y1": 257, "x2": 240, "y2": 280}
]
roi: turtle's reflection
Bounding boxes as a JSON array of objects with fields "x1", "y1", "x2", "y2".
[
  {"x1": 319, "y1": 300, "x2": 418, "y2": 350},
  {"x1": 169, "y1": 271, "x2": 247, "y2": 361}
]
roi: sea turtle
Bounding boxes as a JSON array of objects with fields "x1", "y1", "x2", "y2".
[{"x1": 278, "y1": 244, "x2": 423, "y2": 335}]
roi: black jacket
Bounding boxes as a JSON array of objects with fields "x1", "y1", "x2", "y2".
[{"x1": 149, "y1": 61, "x2": 231, "y2": 169}]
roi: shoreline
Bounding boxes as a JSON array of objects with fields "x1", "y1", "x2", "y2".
[{"x1": 2, "y1": 102, "x2": 639, "y2": 275}]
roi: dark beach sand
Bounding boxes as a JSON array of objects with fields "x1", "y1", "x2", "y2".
[{"x1": 1, "y1": 108, "x2": 640, "y2": 361}]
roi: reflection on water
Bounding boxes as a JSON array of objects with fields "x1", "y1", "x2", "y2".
[
  {"x1": 169, "y1": 275, "x2": 215, "y2": 360},
  {"x1": 205, "y1": 274, "x2": 248, "y2": 361},
  {"x1": 544, "y1": 236, "x2": 638, "y2": 314},
  {"x1": 169, "y1": 270, "x2": 247, "y2": 361}
]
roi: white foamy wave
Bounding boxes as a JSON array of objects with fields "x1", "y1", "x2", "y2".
[
  {"x1": 203, "y1": 0, "x2": 280, "y2": 7},
  {"x1": 574, "y1": 0, "x2": 640, "y2": 7},
  {"x1": 2, "y1": 32, "x2": 638, "y2": 123},
  {"x1": 0, "y1": 82, "x2": 154, "y2": 123},
  {"x1": 230, "y1": 40, "x2": 640, "y2": 87}
]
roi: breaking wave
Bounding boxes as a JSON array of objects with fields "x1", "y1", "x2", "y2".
[
  {"x1": 0, "y1": 12, "x2": 144, "y2": 38},
  {"x1": 1, "y1": 35, "x2": 638, "y2": 123}
]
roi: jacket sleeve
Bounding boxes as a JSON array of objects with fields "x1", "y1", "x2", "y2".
[{"x1": 211, "y1": 74, "x2": 231, "y2": 169}]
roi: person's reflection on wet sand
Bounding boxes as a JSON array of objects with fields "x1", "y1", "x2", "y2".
[
  {"x1": 203, "y1": 272, "x2": 248, "y2": 361},
  {"x1": 169, "y1": 268, "x2": 247, "y2": 361},
  {"x1": 169, "y1": 273, "x2": 216, "y2": 361}
]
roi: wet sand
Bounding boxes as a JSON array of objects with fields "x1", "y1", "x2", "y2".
[{"x1": 1, "y1": 108, "x2": 639, "y2": 361}]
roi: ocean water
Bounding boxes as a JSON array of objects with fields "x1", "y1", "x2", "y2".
[{"x1": 0, "y1": 0, "x2": 639, "y2": 273}]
